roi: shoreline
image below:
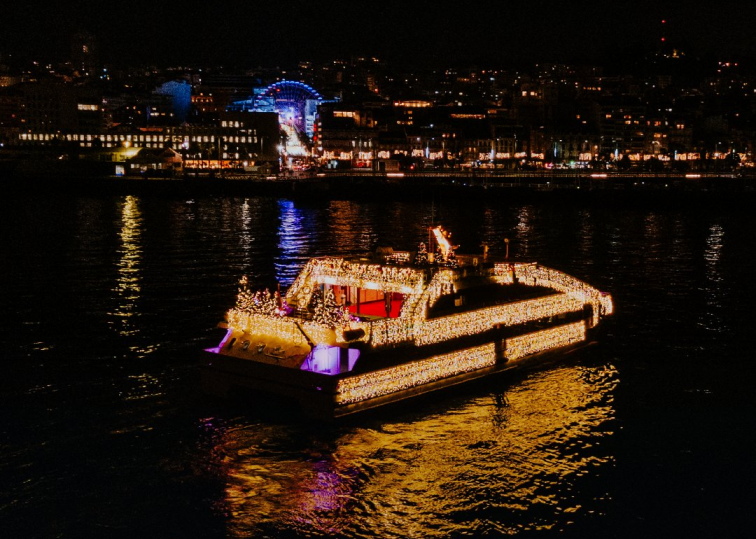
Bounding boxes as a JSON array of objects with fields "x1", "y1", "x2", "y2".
[{"x1": 2, "y1": 170, "x2": 754, "y2": 207}]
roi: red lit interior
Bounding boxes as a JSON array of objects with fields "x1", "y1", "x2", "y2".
[{"x1": 330, "y1": 285, "x2": 403, "y2": 318}]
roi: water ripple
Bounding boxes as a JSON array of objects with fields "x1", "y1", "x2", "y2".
[{"x1": 2, "y1": 194, "x2": 754, "y2": 538}]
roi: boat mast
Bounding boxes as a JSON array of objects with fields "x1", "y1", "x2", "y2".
[{"x1": 428, "y1": 198, "x2": 435, "y2": 251}]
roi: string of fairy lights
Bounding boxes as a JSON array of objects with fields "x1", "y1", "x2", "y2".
[
  {"x1": 284, "y1": 256, "x2": 426, "y2": 312},
  {"x1": 228, "y1": 258, "x2": 612, "y2": 348},
  {"x1": 414, "y1": 293, "x2": 583, "y2": 346},
  {"x1": 310, "y1": 288, "x2": 354, "y2": 329},
  {"x1": 235, "y1": 277, "x2": 291, "y2": 317},
  {"x1": 427, "y1": 270, "x2": 455, "y2": 308},
  {"x1": 310, "y1": 257, "x2": 424, "y2": 293},
  {"x1": 227, "y1": 309, "x2": 338, "y2": 346},
  {"x1": 336, "y1": 320, "x2": 589, "y2": 405},
  {"x1": 336, "y1": 343, "x2": 496, "y2": 405},
  {"x1": 285, "y1": 258, "x2": 319, "y2": 308},
  {"x1": 510, "y1": 263, "x2": 614, "y2": 326},
  {"x1": 224, "y1": 252, "x2": 613, "y2": 402},
  {"x1": 504, "y1": 321, "x2": 586, "y2": 361},
  {"x1": 335, "y1": 320, "x2": 589, "y2": 405}
]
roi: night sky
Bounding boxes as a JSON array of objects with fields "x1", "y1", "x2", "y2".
[{"x1": 2, "y1": 0, "x2": 756, "y2": 68}]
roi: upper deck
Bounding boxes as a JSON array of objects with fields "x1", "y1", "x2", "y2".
[{"x1": 225, "y1": 254, "x2": 611, "y2": 346}]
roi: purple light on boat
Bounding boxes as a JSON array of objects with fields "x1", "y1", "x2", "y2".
[
  {"x1": 206, "y1": 328, "x2": 234, "y2": 354},
  {"x1": 301, "y1": 345, "x2": 359, "y2": 375}
]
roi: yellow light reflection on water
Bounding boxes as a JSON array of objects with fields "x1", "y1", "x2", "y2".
[
  {"x1": 700, "y1": 223, "x2": 726, "y2": 331},
  {"x1": 205, "y1": 361, "x2": 619, "y2": 537},
  {"x1": 111, "y1": 195, "x2": 143, "y2": 338},
  {"x1": 704, "y1": 223, "x2": 724, "y2": 278},
  {"x1": 120, "y1": 372, "x2": 164, "y2": 402}
]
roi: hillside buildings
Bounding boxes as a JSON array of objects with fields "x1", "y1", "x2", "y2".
[{"x1": 1, "y1": 49, "x2": 754, "y2": 175}]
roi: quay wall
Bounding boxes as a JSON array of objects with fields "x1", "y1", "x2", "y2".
[{"x1": 2, "y1": 165, "x2": 754, "y2": 206}]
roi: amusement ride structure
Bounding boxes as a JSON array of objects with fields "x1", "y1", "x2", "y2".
[{"x1": 233, "y1": 80, "x2": 323, "y2": 161}]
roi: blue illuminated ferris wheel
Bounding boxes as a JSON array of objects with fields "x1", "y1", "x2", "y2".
[{"x1": 255, "y1": 81, "x2": 322, "y2": 140}]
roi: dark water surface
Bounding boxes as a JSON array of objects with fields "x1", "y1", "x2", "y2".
[{"x1": 1, "y1": 192, "x2": 755, "y2": 538}]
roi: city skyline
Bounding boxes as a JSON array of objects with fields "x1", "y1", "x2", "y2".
[{"x1": 3, "y1": 1, "x2": 756, "y2": 69}]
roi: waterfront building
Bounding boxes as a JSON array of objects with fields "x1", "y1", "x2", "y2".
[
  {"x1": 2, "y1": 54, "x2": 756, "y2": 173},
  {"x1": 600, "y1": 97, "x2": 648, "y2": 157},
  {"x1": 125, "y1": 147, "x2": 183, "y2": 176},
  {"x1": 12, "y1": 111, "x2": 280, "y2": 172},
  {"x1": 4, "y1": 80, "x2": 106, "y2": 134},
  {"x1": 191, "y1": 73, "x2": 262, "y2": 122}
]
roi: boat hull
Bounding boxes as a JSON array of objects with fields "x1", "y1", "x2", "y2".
[{"x1": 200, "y1": 336, "x2": 596, "y2": 420}]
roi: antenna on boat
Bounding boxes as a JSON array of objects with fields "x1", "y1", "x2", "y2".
[{"x1": 428, "y1": 196, "x2": 434, "y2": 253}]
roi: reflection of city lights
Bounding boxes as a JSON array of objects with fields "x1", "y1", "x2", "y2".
[
  {"x1": 275, "y1": 200, "x2": 308, "y2": 285},
  {"x1": 113, "y1": 195, "x2": 142, "y2": 337}
]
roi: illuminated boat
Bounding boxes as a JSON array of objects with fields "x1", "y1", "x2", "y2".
[{"x1": 201, "y1": 226, "x2": 613, "y2": 419}]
